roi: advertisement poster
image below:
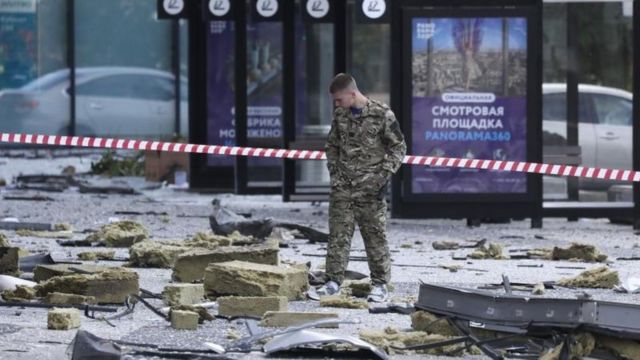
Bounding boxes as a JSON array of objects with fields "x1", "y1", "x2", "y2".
[
  {"x1": 207, "y1": 16, "x2": 308, "y2": 167},
  {"x1": 207, "y1": 20, "x2": 283, "y2": 165},
  {"x1": 0, "y1": 0, "x2": 37, "y2": 89},
  {"x1": 411, "y1": 17, "x2": 528, "y2": 194}
]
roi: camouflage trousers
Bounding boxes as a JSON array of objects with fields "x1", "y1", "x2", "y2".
[{"x1": 325, "y1": 187, "x2": 391, "y2": 285}]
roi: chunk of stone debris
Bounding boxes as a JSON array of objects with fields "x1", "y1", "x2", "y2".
[
  {"x1": 85, "y1": 220, "x2": 148, "y2": 247},
  {"x1": 163, "y1": 283, "x2": 205, "y2": 306},
  {"x1": 77, "y1": 251, "x2": 116, "y2": 261},
  {"x1": 15, "y1": 229, "x2": 73, "y2": 239},
  {"x1": 597, "y1": 335, "x2": 640, "y2": 360},
  {"x1": 268, "y1": 227, "x2": 294, "y2": 247},
  {"x1": 360, "y1": 327, "x2": 480, "y2": 356},
  {"x1": 2, "y1": 284, "x2": 37, "y2": 301},
  {"x1": 0, "y1": 233, "x2": 10, "y2": 247},
  {"x1": 260, "y1": 311, "x2": 339, "y2": 328},
  {"x1": 432, "y1": 241, "x2": 460, "y2": 250},
  {"x1": 190, "y1": 230, "x2": 255, "y2": 247},
  {"x1": 172, "y1": 244, "x2": 279, "y2": 282},
  {"x1": 217, "y1": 296, "x2": 288, "y2": 318},
  {"x1": 539, "y1": 332, "x2": 595, "y2": 360},
  {"x1": 532, "y1": 283, "x2": 546, "y2": 295},
  {"x1": 204, "y1": 261, "x2": 308, "y2": 300},
  {"x1": 527, "y1": 248, "x2": 553, "y2": 259},
  {"x1": 0, "y1": 247, "x2": 19, "y2": 275},
  {"x1": 557, "y1": 266, "x2": 620, "y2": 289},
  {"x1": 48, "y1": 308, "x2": 81, "y2": 330},
  {"x1": 342, "y1": 279, "x2": 372, "y2": 298},
  {"x1": 129, "y1": 241, "x2": 189, "y2": 268},
  {"x1": 54, "y1": 223, "x2": 72, "y2": 231},
  {"x1": 170, "y1": 310, "x2": 199, "y2": 330},
  {"x1": 319, "y1": 295, "x2": 369, "y2": 309},
  {"x1": 34, "y1": 264, "x2": 112, "y2": 283},
  {"x1": 170, "y1": 305, "x2": 213, "y2": 323},
  {"x1": 552, "y1": 243, "x2": 607, "y2": 262},
  {"x1": 469, "y1": 243, "x2": 507, "y2": 260},
  {"x1": 44, "y1": 292, "x2": 96, "y2": 305},
  {"x1": 36, "y1": 267, "x2": 139, "y2": 303},
  {"x1": 410, "y1": 311, "x2": 457, "y2": 336}
]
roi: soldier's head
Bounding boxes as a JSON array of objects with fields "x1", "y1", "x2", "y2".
[{"x1": 330, "y1": 73, "x2": 360, "y2": 109}]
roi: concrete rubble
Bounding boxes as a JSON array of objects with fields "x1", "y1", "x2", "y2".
[
  {"x1": 341, "y1": 279, "x2": 373, "y2": 297},
  {"x1": 410, "y1": 311, "x2": 457, "y2": 336},
  {"x1": 260, "y1": 311, "x2": 339, "y2": 328},
  {"x1": 556, "y1": 266, "x2": 620, "y2": 289},
  {"x1": 319, "y1": 295, "x2": 370, "y2": 309},
  {"x1": 217, "y1": 296, "x2": 288, "y2": 318},
  {"x1": 2, "y1": 284, "x2": 37, "y2": 301},
  {"x1": 77, "y1": 251, "x2": 115, "y2": 261},
  {"x1": 128, "y1": 231, "x2": 264, "y2": 269},
  {"x1": 597, "y1": 336, "x2": 640, "y2": 359},
  {"x1": 172, "y1": 243, "x2": 279, "y2": 282},
  {"x1": 0, "y1": 232, "x2": 11, "y2": 247},
  {"x1": 552, "y1": 243, "x2": 608, "y2": 262},
  {"x1": 128, "y1": 240, "x2": 191, "y2": 268},
  {"x1": 44, "y1": 292, "x2": 97, "y2": 305},
  {"x1": 47, "y1": 308, "x2": 81, "y2": 330},
  {"x1": 169, "y1": 305, "x2": 214, "y2": 323},
  {"x1": 15, "y1": 229, "x2": 73, "y2": 239},
  {"x1": 532, "y1": 282, "x2": 546, "y2": 295},
  {"x1": 359, "y1": 327, "x2": 481, "y2": 356},
  {"x1": 36, "y1": 267, "x2": 139, "y2": 303},
  {"x1": 468, "y1": 243, "x2": 507, "y2": 259},
  {"x1": 85, "y1": 220, "x2": 148, "y2": 247},
  {"x1": 432, "y1": 241, "x2": 460, "y2": 250},
  {"x1": 169, "y1": 309, "x2": 199, "y2": 330},
  {"x1": 0, "y1": 247, "x2": 19, "y2": 275},
  {"x1": 539, "y1": 332, "x2": 595, "y2": 360},
  {"x1": 33, "y1": 264, "x2": 112, "y2": 282},
  {"x1": 163, "y1": 283, "x2": 205, "y2": 306},
  {"x1": 203, "y1": 260, "x2": 308, "y2": 300}
]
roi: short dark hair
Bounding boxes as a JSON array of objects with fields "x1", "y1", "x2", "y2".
[{"x1": 329, "y1": 73, "x2": 358, "y2": 94}]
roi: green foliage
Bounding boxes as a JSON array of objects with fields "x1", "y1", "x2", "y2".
[{"x1": 90, "y1": 151, "x2": 144, "y2": 177}]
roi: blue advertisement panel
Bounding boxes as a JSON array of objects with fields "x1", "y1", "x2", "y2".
[
  {"x1": 206, "y1": 20, "x2": 283, "y2": 166},
  {"x1": 411, "y1": 17, "x2": 527, "y2": 194},
  {"x1": 0, "y1": 0, "x2": 37, "y2": 89},
  {"x1": 206, "y1": 17, "x2": 307, "y2": 167}
]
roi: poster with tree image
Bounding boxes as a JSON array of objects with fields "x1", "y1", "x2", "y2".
[{"x1": 411, "y1": 17, "x2": 528, "y2": 194}]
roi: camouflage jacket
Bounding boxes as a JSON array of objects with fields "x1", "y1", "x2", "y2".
[{"x1": 325, "y1": 99, "x2": 406, "y2": 190}]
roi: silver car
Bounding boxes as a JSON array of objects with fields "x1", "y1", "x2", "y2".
[
  {"x1": 543, "y1": 83, "x2": 633, "y2": 191},
  {"x1": 0, "y1": 67, "x2": 188, "y2": 139}
]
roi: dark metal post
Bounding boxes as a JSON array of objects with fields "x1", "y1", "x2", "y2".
[
  {"x1": 172, "y1": 20, "x2": 181, "y2": 135},
  {"x1": 334, "y1": 0, "x2": 347, "y2": 73},
  {"x1": 633, "y1": 0, "x2": 640, "y2": 230},
  {"x1": 390, "y1": 0, "x2": 403, "y2": 217},
  {"x1": 67, "y1": 0, "x2": 76, "y2": 136},
  {"x1": 282, "y1": 0, "x2": 296, "y2": 202},
  {"x1": 234, "y1": 0, "x2": 248, "y2": 194},
  {"x1": 566, "y1": 3, "x2": 580, "y2": 210}
]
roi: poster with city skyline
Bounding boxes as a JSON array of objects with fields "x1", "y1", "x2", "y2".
[{"x1": 411, "y1": 17, "x2": 528, "y2": 194}]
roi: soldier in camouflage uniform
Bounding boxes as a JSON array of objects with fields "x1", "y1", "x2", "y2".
[{"x1": 310, "y1": 73, "x2": 406, "y2": 303}]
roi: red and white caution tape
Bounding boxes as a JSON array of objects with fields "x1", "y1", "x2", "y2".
[{"x1": 2, "y1": 132, "x2": 640, "y2": 183}]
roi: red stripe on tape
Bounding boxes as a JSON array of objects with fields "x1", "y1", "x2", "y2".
[{"x1": 2, "y1": 132, "x2": 640, "y2": 183}]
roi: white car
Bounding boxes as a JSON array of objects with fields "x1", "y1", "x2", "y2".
[
  {"x1": 0, "y1": 67, "x2": 188, "y2": 139},
  {"x1": 543, "y1": 83, "x2": 633, "y2": 191}
]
